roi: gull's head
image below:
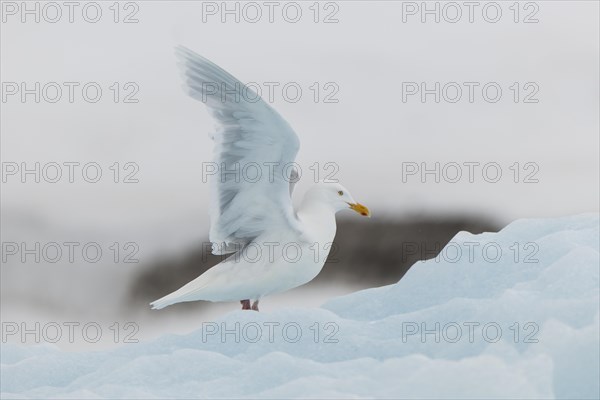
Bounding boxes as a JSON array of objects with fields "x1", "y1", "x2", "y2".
[{"x1": 306, "y1": 182, "x2": 371, "y2": 217}]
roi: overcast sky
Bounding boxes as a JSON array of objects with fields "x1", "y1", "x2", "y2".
[{"x1": 2, "y1": 1, "x2": 598, "y2": 252}]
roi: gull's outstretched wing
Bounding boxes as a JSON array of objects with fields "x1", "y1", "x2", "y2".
[{"x1": 176, "y1": 46, "x2": 301, "y2": 255}]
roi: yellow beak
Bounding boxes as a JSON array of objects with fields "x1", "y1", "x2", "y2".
[{"x1": 348, "y1": 202, "x2": 371, "y2": 217}]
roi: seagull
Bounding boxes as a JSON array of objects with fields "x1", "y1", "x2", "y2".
[{"x1": 150, "y1": 47, "x2": 370, "y2": 312}]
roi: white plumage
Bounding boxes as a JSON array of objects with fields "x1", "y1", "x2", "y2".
[{"x1": 150, "y1": 47, "x2": 370, "y2": 311}]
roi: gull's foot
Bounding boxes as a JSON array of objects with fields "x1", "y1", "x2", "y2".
[
  {"x1": 251, "y1": 300, "x2": 259, "y2": 312},
  {"x1": 241, "y1": 300, "x2": 251, "y2": 310}
]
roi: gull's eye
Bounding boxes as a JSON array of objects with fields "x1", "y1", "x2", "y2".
[{"x1": 338, "y1": 190, "x2": 344, "y2": 196}]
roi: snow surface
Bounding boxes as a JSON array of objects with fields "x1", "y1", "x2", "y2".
[{"x1": 1, "y1": 214, "x2": 599, "y2": 399}]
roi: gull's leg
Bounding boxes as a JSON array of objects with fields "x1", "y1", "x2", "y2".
[
  {"x1": 251, "y1": 300, "x2": 259, "y2": 311},
  {"x1": 240, "y1": 300, "x2": 251, "y2": 310}
]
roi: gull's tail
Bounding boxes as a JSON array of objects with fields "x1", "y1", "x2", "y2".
[
  {"x1": 149, "y1": 293, "x2": 178, "y2": 310},
  {"x1": 150, "y1": 278, "x2": 209, "y2": 310}
]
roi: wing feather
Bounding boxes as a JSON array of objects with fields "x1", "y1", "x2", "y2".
[{"x1": 176, "y1": 46, "x2": 301, "y2": 255}]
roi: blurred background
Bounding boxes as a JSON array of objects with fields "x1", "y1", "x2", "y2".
[{"x1": 1, "y1": 1, "x2": 598, "y2": 348}]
